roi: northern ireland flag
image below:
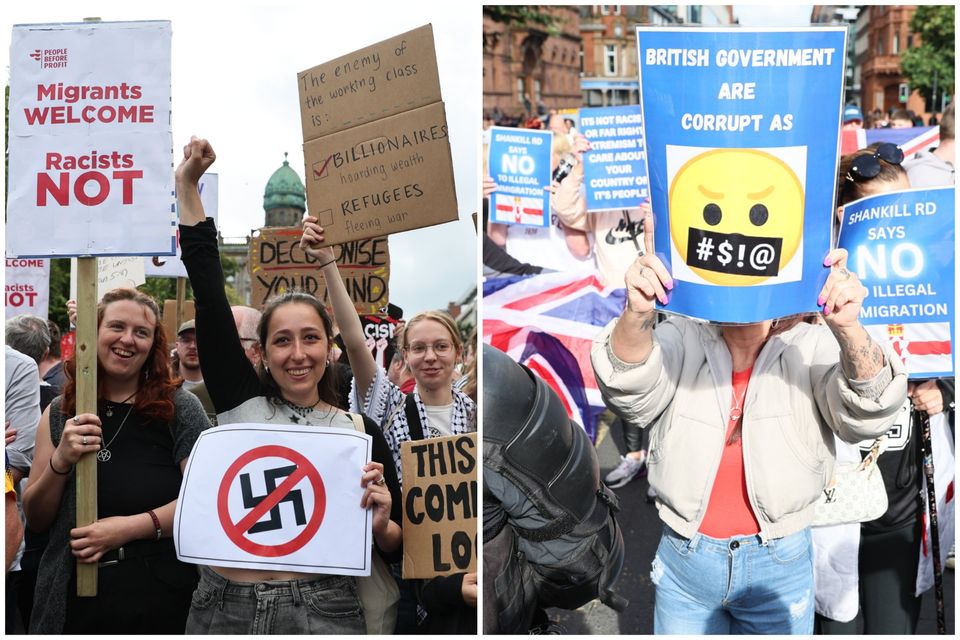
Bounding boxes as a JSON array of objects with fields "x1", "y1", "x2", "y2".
[
  {"x1": 492, "y1": 194, "x2": 545, "y2": 226},
  {"x1": 865, "y1": 322, "x2": 954, "y2": 378},
  {"x1": 483, "y1": 267, "x2": 625, "y2": 441},
  {"x1": 841, "y1": 125, "x2": 940, "y2": 156}
]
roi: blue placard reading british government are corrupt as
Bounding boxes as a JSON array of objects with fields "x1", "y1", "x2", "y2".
[
  {"x1": 637, "y1": 28, "x2": 846, "y2": 324},
  {"x1": 838, "y1": 186, "x2": 955, "y2": 379},
  {"x1": 488, "y1": 126, "x2": 552, "y2": 227}
]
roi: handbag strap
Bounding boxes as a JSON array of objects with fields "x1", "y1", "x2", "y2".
[
  {"x1": 857, "y1": 434, "x2": 888, "y2": 473},
  {"x1": 403, "y1": 393, "x2": 425, "y2": 441},
  {"x1": 347, "y1": 412, "x2": 365, "y2": 434}
]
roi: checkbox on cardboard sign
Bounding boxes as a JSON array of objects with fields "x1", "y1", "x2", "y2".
[
  {"x1": 317, "y1": 209, "x2": 334, "y2": 227},
  {"x1": 312, "y1": 156, "x2": 332, "y2": 181}
]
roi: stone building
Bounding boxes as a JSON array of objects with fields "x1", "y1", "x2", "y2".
[{"x1": 219, "y1": 153, "x2": 307, "y2": 305}]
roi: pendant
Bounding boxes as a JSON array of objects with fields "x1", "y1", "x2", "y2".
[
  {"x1": 730, "y1": 409, "x2": 742, "y2": 422},
  {"x1": 97, "y1": 449, "x2": 112, "y2": 462},
  {"x1": 106, "y1": 406, "x2": 114, "y2": 417}
]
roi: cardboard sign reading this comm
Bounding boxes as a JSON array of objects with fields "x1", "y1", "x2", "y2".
[
  {"x1": 401, "y1": 433, "x2": 477, "y2": 579},
  {"x1": 249, "y1": 227, "x2": 389, "y2": 314},
  {"x1": 298, "y1": 25, "x2": 458, "y2": 246}
]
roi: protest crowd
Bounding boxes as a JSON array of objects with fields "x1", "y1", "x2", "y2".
[
  {"x1": 5, "y1": 19, "x2": 479, "y2": 635},
  {"x1": 482, "y1": 18, "x2": 955, "y2": 635}
]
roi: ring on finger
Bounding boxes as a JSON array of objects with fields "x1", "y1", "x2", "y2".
[
  {"x1": 82, "y1": 436, "x2": 87, "y2": 446},
  {"x1": 375, "y1": 475, "x2": 386, "y2": 486},
  {"x1": 838, "y1": 268, "x2": 851, "y2": 280},
  {"x1": 73, "y1": 416, "x2": 81, "y2": 425}
]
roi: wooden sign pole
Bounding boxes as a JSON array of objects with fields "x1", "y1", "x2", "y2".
[{"x1": 75, "y1": 257, "x2": 99, "y2": 596}]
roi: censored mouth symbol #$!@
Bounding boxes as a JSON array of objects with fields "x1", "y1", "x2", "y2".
[{"x1": 686, "y1": 228, "x2": 783, "y2": 277}]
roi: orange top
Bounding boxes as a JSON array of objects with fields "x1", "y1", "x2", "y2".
[{"x1": 698, "y1": 368, "x2": 761, "y2": 538}]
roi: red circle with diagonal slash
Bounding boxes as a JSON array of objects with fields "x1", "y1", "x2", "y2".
[{"x1": 217, "y1": 445, "x2": 325, "y2": 557}]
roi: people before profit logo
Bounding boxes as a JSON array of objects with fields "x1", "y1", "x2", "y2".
[{"x1": 32, "y1": 48, "x2": 68, "y2": 69}]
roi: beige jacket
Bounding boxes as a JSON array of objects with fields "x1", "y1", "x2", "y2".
[{"x1": 591, "y1": 316, "x2": 907, "y2": 541}]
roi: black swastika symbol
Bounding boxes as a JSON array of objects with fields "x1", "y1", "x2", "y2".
[{"x1": 240, "y1": 465, "x2": 307, "y2": 534}]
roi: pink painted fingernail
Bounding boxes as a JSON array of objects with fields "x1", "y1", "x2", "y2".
[
  {"x1": 823, "y1": 305, "x2": 830, "y2": 316},
  {"x1": 817, "y1": 296, "x2": 825, "y2": 306},
  {"x1": 665, "y1": 279, "x2": 674, "y2": 290},
  {"x1": 823, "y1": 256, "x2": 833, "y2": 266}
]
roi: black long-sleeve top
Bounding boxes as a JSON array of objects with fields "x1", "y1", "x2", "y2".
[{"x1": 179, "y1": 218, "x2": 402, "y2": 536}]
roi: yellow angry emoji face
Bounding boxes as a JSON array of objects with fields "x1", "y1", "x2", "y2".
[{"x1": 669, "y1": 148, "x2": 804, "y2": 286}]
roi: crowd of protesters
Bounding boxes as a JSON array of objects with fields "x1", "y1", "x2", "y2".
[
  {"x1": 482, "y1": 95, "x2": 954, "y2": 635},
  {"x1": 3, "y1": 136, "x2": 478, "y2": 635}
]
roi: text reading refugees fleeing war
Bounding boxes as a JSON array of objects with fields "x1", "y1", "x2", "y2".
[{"x1": 643, "y1": 46, "x2": 837, "y2": 133}]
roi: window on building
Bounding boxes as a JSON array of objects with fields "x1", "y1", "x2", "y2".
[
  {"x1": 893, "y1": 33, "x2": 899, "y2": 54},
  {"x1": 688, "y1": 6, "x2": 701, "y2": 24},
  {"x1": 579, "y1": 47, "x2": 584, "y2": 76},
  {"x1": 517, "y1": 77, "x2": 525, "y2": 105},
  {"x1": 907, "y1": 34, "x2": 914, "y2": 49},
  {"x1": 605, "y1": 44, "x2": 617, "y2": 76}
]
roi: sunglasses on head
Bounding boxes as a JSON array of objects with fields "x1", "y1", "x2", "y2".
[{"x1": 846, "y1": 143, "x2": 904, "y2": 182}]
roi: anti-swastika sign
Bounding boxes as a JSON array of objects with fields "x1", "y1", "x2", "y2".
[{"x1": 175, "y1": 423, "x2": 374, "y2": 575}]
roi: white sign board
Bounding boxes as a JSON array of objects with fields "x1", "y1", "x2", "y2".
[
  {"x1": 174, "y1": 424, "x2": 373, "y2": 575},
  {"x1": 5, "y1": 258, "x2": 51, "y2": 320},
  {"x1": 6, "y1": 21, "x2": 175, "y2": 258},
  {"x1": 69, "y1": 256, "x2": 147, "y2": 300},
  {"x1": 145, "y1": 174, "x2": 220, "y2": 278}
]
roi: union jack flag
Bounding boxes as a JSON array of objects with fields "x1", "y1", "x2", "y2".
[
  {"x1": 841, "y1": 125, "x2": 940, "y2": 156},
  {"x1": 483, "y1": 267, "x2": 625, "y2": 441}
]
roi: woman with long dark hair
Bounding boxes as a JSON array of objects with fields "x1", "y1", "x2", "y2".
[
  {"x1": 176, "y1": 136, "x2": 402, "y2": 634},
  {"x1": 23, "y1": 288, "x2": 208, "y2": 633}
]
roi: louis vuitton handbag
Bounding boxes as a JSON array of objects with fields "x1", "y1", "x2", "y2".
[{"x1": 812, "y1": 436, "x2": 889, "y2": 526}]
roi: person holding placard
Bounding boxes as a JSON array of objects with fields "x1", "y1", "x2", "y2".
[
  {"x1": 22, "y1": 289, "x2": 208, "y2": 634},
  {"x1": 815, "y1": 144, "x2": 955, "y2": 634},
  {"x1": 176, "y1": 137, "x2": 402, "y2": 634},
  {"x1": 300, "y1": 216, "x2": 477, "y2": 633},
  {"x1": 591, "y1": 210, "x2": 907, "y2": 634}
]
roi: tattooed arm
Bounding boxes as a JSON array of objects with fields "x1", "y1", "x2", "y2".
[
  {"x1": 610, "y1": 212, "x2": 672, "y2": 364},
  {"x1": 829, "y1": 323, "x2": 886, "y2": 382}
]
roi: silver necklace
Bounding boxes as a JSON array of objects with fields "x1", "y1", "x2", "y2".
[{"x1": 97, "y1": 403, "x2": 135, "y2": 462}]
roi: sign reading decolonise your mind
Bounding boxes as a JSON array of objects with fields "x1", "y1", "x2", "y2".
[
  {"x1": 580, "y1": 105, "x2": 648, "y2": 211},
  {"x1": 838, "y1": 187, "x2": 955, "y2": 379},
  {"x1": 637, "y1": 27, "x2": 846, "y2": 323},
  {"x1": 488, "y1": 127, "x2": 553, "y2": 226},
  {"x1": 7, "y1": 21, "x2": 175, "y2": 259},
  {"x1": 297, "y1": 24, "x2": 458, "y2": 247}
]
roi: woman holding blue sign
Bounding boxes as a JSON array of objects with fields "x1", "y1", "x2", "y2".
[
  {"x1": 815, "y1": 144, "x2": 955, "y2": 634},
  {"x1": 176, "y1": 137, "x2": 403, "y2": 634},
  {"x1": 591, "y1": 212, "x2": 907, "y2": 634}
]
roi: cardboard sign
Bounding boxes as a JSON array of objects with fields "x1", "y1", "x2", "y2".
[
  {"x1": 5, "y1": 258, "x2": 50, "y2": 320},
  {"x1": 162, "y1": 299, "x2": 195, "y2": 344},
  {"x1": 297, "y1": 24, "x2": 441, "y2": 140},
  {"x1": 6, "y1": 21, "x2": 175, "y2": 258},
  {"x1": 69, "y1": 256, "x2": 147, "y2": 301},
  {"x1": 637, "y1": 27, "x2": 846, "y2": 323},
  {"x1": 401, "y1": 433, "x2": 478, "y2": 579},
  {"x1": 838, "y1": 186, "x2": 955, "y2": 379},
  {"x1": 175, "y1": 423, "x2": 373, "y2": 576},
  {"x1": 299, "y1": 25, "x2": 458, "y2": 246},
  {"x1": 581, "y1": 105, "x2": 649, "y2": 211},
  {"x1": 146, "y1": 174, "x2": 220, "y2": 278},
  {"x1": 248, "y1": 228, "x2": 389, "y2": 314},
  {"x1": 488, "y1": 126, "x2": 553, "y2": 227}
]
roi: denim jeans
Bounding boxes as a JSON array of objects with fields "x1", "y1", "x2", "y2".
[
  {"x1": 652, "y1": 525, "x2": 814, "y2": 634},
  {"x1": 185, "y1": 565, "x2": 365, "y2": 634}
]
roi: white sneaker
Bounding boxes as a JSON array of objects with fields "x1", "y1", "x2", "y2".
[
  {"x1": 604, "y1": 452, "x2": 647, "y2": 489},
  {"x1": 947, "y1": 545, "x2": 955, "y2": 570}
]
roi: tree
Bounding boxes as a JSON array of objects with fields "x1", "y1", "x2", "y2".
[
  {"x1": 900, "y1": 5, "x2": 955, "y2": 111},
  {"x1": 483, "y1": 6, "x2": 564, "y2": 48}
]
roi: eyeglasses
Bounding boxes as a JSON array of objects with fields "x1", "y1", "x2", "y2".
[
  {"x1": 846, "y1": 143, "x2": 904, "y2": 182},
  {"x1": 406, "y1": 341, "x2": 453, "y2": 356}
]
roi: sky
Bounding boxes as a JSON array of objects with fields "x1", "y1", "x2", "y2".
[
  {"x1": 2, "y1": 0, "x2": 480, "y2": 316},
  {"x1": 734, "y1": 5, "x2": 816, "y2": 26}
]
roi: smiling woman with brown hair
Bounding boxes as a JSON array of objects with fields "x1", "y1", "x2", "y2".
[{"x1": 23, "y1": 288, "x2": 208, "y2": 634}]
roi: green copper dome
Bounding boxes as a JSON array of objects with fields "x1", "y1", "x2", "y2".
[{"x1": 263, "y1": 153, "x2": 306, "y2": 213}]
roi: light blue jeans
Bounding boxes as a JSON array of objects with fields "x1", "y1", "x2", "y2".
[{"x1": 652, "y1": 525, "x2": 814, "y2": 634}]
